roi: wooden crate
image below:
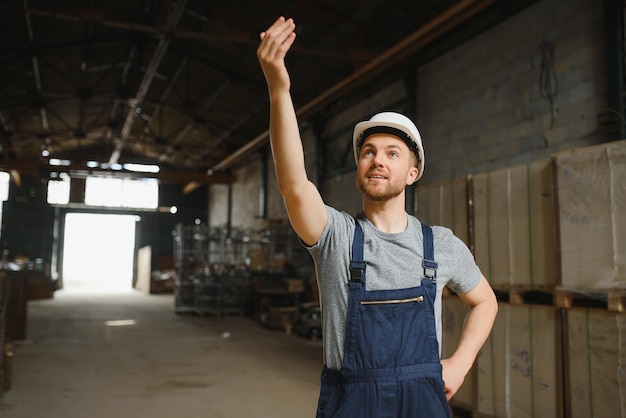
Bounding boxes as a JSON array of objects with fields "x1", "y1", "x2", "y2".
[
  {"x1": 552, "y1": 140, "x2": 626, "y2": 289},
  {"x1": 416, "y1": 176, "x2": 470, "y2": 246},
  {"x1": 472, "y1": 160, "x2": 556, "y2": 291},
  {"x1": 565, "y1": 308, "x2": 626, "y2": 418},
  {"x1": 476, "y1": 303, "x2": 563, "y2": 418}
]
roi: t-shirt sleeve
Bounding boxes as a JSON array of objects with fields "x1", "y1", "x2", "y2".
[
  {"x1": 302, "y1": 206, "x2": 352, "y2": 257},
  {"x1": 439, "y1": 228, "x2": 483, "y2": 294}
]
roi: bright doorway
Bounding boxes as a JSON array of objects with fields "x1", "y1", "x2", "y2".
[{"x1": 62, "y1": 213, "x2": 137, "y2": 291}]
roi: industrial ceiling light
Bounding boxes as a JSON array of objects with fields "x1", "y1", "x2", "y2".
[
  {"x1": 123, "y1": 163, "x2": 160, "y2": 173},
  {"x1": 104, "y1": 319, "x2": 136, "y2": 327}
]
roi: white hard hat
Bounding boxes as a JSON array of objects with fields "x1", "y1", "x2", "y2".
[{"x1": 352, "y1": 112, "x2": 425, "y2": 180}]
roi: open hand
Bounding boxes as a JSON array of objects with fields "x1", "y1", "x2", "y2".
[{"x1": 257, "y1": 17, "x2": 296, "y2": 94}]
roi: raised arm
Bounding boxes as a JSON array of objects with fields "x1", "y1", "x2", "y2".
[
  {"x1": 257, "y1": 17, "x2": 327, "y2": 246},
  {"x1": 441, "y1": 275, "x2": 498, "y2": 400}
]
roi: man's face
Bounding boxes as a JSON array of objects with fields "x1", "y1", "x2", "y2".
[{"x1": 355, "y1": 134, "x2": 419, "y2": 202}]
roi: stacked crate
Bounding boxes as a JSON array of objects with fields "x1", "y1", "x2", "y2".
[
  {"x1": 565, "y1": 308, "x2": 625, "y2": 418},
  {"x1": 474, "y1": 303, "x2": 563, "y2": 418},
  {"x1": 472, "y1": 160, "x2": 564, "y2": 418},
  {"x1": 472, "y1": 160, "x2": 556, "y2": 291},
  {"x1": 419, "y1": 140, "x2": 626, "y2": 417},
  {"x1": 553, "y1": 141, "x2": 626, "y2": 418},
  {"x1": 416, "y1": 176, "x2": 470, "y2": 245},
  {"x1": 553, "y1": 140, "x2": 626, "y2": 292}
]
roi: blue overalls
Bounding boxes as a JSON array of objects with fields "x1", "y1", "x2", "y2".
[{"x1": 316, "y1": 223, "x2": 451, "y2": 418}]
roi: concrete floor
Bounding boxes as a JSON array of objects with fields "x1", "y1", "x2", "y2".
[{"x1": 0, "y1": 289, "x2": 323, "y2": 418}]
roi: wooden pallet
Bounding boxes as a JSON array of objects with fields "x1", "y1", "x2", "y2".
[
  {"x1": 554, "y1": 288, "x2": 625, "y2": 312},
  {"x1": 484, "y1": 286, "x2": 625, "y2": 312},
  {"x1": 492, "y1": 288, "x2": 555, "y2": 306}
]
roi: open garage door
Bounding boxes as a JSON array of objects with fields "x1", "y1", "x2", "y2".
[{"x1": 62, "y1": 213, "x2": 137, "y2": 292}]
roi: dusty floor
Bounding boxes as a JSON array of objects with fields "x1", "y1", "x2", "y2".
[{"x1": 0, "y1": 289, "x2": 323, "y2": 418}]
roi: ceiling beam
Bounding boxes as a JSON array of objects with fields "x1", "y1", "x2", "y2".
[
  {"x1": 108, "y1": 0, "x2": 187, "y2": 165},
  {"x1": 23, "y1": 0, "x2": 51, "y2": 147},
  {"x1": 0, "y1": 160, "x2": 235, "y2": 185}
]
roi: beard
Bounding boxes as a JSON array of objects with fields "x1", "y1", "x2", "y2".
[{"x1": 356, "y1": 176, "x2": 405, "y2": 201}]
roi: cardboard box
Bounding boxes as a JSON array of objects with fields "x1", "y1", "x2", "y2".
[
  {"x1": 566, "y1": 308, "x2": 626, "y2": 418},
  {"x1": 553, "y1": 140, "x2": 626, "y2": 289},
  {"x1": 476, "y1": 303, "x2": 562, "y2": 418},
  {"x1": 472, "y1": 160, "x2": 556, "y2": 290}
]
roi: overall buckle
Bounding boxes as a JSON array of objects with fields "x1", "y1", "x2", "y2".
[
  {"x1": 422, "y1": 259, "x2": 438, "y2": 281},
  {"x1": 349, "y1": 261, "x2": 366, "y2": 284}
]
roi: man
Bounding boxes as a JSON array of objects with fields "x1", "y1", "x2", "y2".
[{"x1": 257, "y1": 16, "x2": 497, "y2": 417}]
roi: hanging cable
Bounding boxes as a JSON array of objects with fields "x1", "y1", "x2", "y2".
[{"x1": 539, "y1": 40, "x2": 558, "y2": 128}]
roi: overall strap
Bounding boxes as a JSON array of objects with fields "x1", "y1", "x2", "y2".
[
  {"x1": 350, "y1": 221, "x2": 366, "y2": 284},
  {"x1": 351, "y1": 221, "x2": 436, "y2": 284},
  {"x1": 421, "y1": 224, "x2": 438, "y2": 282}
]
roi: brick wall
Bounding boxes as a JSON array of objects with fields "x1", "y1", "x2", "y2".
[{"x1": 418, "y1": 0, "x2": 605, "y2": 184}]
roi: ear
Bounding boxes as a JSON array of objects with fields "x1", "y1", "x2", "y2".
[{"x1": 406, "y1": 166, "x2": 419, "y2": 185}]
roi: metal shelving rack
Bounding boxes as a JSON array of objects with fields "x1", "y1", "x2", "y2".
[
  {"x1": 173, "y1": 224, "x2": 253, "y2": 316},
  {"x1": 173, "y1": 224, "x2": 210, "y2": 314}
]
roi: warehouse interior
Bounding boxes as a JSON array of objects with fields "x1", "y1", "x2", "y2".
[{"x1": 1, "y1": 0, "x2": 625, "y2": 417}]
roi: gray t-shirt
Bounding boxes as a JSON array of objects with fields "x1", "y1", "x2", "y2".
[{"x1": 306, "y1": 206, "x2": 482, "y2": 370}]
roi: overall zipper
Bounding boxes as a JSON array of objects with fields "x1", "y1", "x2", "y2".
[{"x1": 360, "y1": 296, "x2": 424, "y2": 305}]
